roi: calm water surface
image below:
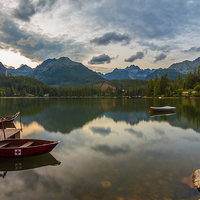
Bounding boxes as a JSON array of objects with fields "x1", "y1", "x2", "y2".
[{"x1": 0, "y1": 98, "x2": 200, "y2": 200}]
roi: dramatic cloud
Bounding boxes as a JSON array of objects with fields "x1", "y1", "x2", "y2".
[
  {"x1": 36, "y1": 0, "x2": 57, "y2": 10},
  {"x1": 0, "y1": 16, "x2": 5, "y2": 25},
  {"x1": 90, "y1": 32, "x2": 131, "y2": 46},
  {"x1": 154, "y1": 53, "x2": 167, "y2": 63},
  {"x1": 184, "y1": 47, "x2": 200, "y2": 53},
  {"x1": 88, "y1": 54, "x2": 113, "y2": 65},
  {"x1": 139, "y1": 41, "x2": 171, "y2": 53},
  {"x1": 12, "y1": 0, "x2": 57, "y2": 21},
  {"x1": 125, "y1": 52, "x2": 144, "y2": 62},
  {"x1": 0, "y1": 14, "x2": 87, "y2": 62},
  {"x1": 17, "y1": 37, "x2": 38, "y2": 47},
  {"x1": 12, "y1": 0, "x2": 36, "y2": 21},
  {"x1": 1, "y1": 0, "x2": 200, "y2": 69}
]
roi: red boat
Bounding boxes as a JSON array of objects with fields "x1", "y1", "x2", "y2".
[
  {"x1": 0, "y1": 111, "x2": 20, "y2": 128},
  {"x1": 0, "y1": 139, "x2": 59, "y2": 157},
  {"x1": 1, "y1": 111, "x2": 20, "y2": 123}
]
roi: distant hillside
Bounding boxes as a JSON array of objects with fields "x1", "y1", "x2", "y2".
[
  {"x1": 0, "y1": 62, "x2": 7, "y2": 74},
  {"x1": 146, "y1": 57, "x2": 200, "y2": 79},
  {"x1": 28, "y1": 57, "x2": 105, "y2": 87},
  {"x1": 168, "y1": 57, "x2": 200, "y2": 74},
  {"x1": 99, "y1": 57, "x2": 200, "y2": 80},
  {"x1": 9, "y1": 64, "x2": 33, "y2": 76},
  {"x1": 99, "y1": 65, "x2": 155, "y2": 80},
  {"x1": 1, "y1": 56, "x2": 200, "y2": 87},
  {"x1": 146, "y1": 68, "x2": 186, "y2": 79},
  {"x1": 108, "y1": 79, "x2": 148, "y2": 88}
]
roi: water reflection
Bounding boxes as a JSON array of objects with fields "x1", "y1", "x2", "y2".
[
  {"x1": 0, "y1": 98, "x2": 199, "y2": 133},
  {"x1": 0, "y1": 153, "x2": 60, "y2": 177},
  {"x1": 15, "y1": 121, "x2": 44, "y2": 138},
  {"x1": 150, "y1": 110, "x2": 176, "y2": 117},
  {"x1": 0, "y1": 98, "x2": 200, "y2": 199}
]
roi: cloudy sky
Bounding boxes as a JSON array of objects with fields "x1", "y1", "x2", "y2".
[{"x1": 0, "y1": 0, "x2": 200, "y2": 72}]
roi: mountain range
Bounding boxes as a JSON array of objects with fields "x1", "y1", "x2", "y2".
[
  {"x1": 98, "y1": 57, "x2": 200, "y2": 80},
  {"x1": 2, "y1": 57, "x2": 105, "y2": 87},
  {"x1": 0, "y1": 56, "x2": 199, "y2": 87}
]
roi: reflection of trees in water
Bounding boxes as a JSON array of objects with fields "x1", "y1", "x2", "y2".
[
  {"x1": 0, "y1": 97, "x2": 200, "y2": 133},
  {"x1": 146, "y1": 98, "x2": 200, "y2": 132},
  {"x1": 0, "y1": 98, "x2": 104, "y2": 116},
  {"x1": 182, "y1": 101, "x2": 200, "y2": 129}
]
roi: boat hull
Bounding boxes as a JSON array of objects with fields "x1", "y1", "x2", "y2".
[
  {"x1": 150, "y1": 106, "x2": 176, "y2": 112},
  {"x1": 0, "y1": 139, "x2": 59, "y2": 157}
]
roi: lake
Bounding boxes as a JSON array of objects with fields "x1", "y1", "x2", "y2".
[{"x1": 0, "y1": 97, "x2": 200, "y2": 200}]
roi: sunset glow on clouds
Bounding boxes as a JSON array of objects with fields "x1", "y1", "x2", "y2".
[{"x1": 0, "y1": 0, "x2": 200, "y2": 72}]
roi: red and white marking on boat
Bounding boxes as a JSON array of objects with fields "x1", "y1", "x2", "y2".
[{"x1": 14, "y1": 149, "x2": 21, "y2": 156}]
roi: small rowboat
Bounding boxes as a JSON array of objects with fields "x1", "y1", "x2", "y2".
[
  {"x1": 0, "y1": 139, "x2": 59, "y2": 157},
  {"x1": 0, "y1": 111, "x2": 20, "y2": 128},
  {"x1": 150, "y1": 106, "x2": 176, "y2": 112},
  {"x1": 0, "y1": 111, "x2": 20, "y2": 123}
]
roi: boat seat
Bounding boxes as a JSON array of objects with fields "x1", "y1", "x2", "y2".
[
  {"x1": 20, "y1": 141, "x2": 34, "y2": 148},
  {"x1": 0, "y1": 142, "x2": 10, "y2": 148}
]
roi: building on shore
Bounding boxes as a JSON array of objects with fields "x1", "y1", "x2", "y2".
[{"x1": 100, "y1": 81, "x2": 116, "y2": 92}]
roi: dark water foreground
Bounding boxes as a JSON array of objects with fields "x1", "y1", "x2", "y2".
[{"x1": 0, "y1": 97, "x2": 199, "y2": 200}]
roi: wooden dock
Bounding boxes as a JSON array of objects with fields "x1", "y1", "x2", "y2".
[{"x1": 0, "y1": 129, "x2": 21, "y2": 140}]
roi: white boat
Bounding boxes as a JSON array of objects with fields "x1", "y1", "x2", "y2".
[{"x1": 150, "y1": 106, "x2": 176, "y2": 112}]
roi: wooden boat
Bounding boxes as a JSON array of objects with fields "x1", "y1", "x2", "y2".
[
  {"x1": 0, "y1": 139, "x2": 59, "y2": 157},
  {"x1": 0, "y1": 111, "x2": 20, "y2": 128},
  {"x1": 150, "y1": 106, "x2": 176, "y2": 112}
]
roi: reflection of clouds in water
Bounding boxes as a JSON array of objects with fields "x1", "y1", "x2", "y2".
[
  {"x1": 91, "y1": 144, "x2": 130, "y2": 156},
  {"x1": 181, "y1": 136, "x2": 200, "y2": 142},
  {"x1": 125, "y1": 128, "x2": 144, "y2": 138},
  {"x1": 1, "y1": 114, "x2": 200, "y2": 199},
  {"x1": 90, "y1": 127, "x2": 111, "y2": 136},
  {"x1": 154, "y1": 128, "x2": 165, "y2": 136},
  {"x1": 3, "y1": 169, "x2": 63, "y2": 200},
  {"x1": 15, "y1": 121, "x2": 44, "y2": 138}
]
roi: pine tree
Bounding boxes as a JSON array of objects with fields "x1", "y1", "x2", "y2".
[
  {"x1": 38, "y1": 87, "x2": 44, "y2": 97},
  {"x1": 177, "y1": 72, "x2": 183, "y2": 88},
  {"x1": 146, "y1": 78, "x2": 154, "y2": 97},
  {"x1": 153, "y1": 80, "x2": 161, "y2": 97},
  {"x1": 160, "y1": 72, "x2": 169, "y2": 95}
]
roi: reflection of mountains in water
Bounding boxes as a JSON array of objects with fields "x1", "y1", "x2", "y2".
[
  {"x1": 104, "y1": 111, "x2": 151, "y2": 125},
  {"x1": 15, "y1": 98, "x2": 200, "y2": 134},
  {"x1": 22, "y1": 105, "x2": 104, "y2": 133},
  {"x1": 22, "y1": 108, "x2": 200, "y2": 134},
  {"x1": 0, "y1": 153, "x2": 60, "y2": 173}
]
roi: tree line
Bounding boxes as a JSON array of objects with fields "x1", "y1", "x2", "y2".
[
  {"x1": 146, "y1": 66, "x2": 200, "y2": 97},
  {"x1": 0, "y1": 66, "x2": 199, "y2": 98}
]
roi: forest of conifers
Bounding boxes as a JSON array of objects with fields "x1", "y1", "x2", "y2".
[{"x1": 0, "y1": 65, "x2": 199, "y2": 98}]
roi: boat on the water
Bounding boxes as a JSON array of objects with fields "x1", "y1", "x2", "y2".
[
  {"x1": 0, "y1": 111, "x2": 20, "y2": 128},
  {"x1": 0, "y1": 111, "x2": 20, "y2": 123},
  {"x1": 0, "y1": 139, "x2": 59, "y2": 157},
  {"x1": 150, "y1": 106, "x2": 176, "y2": 112}
]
